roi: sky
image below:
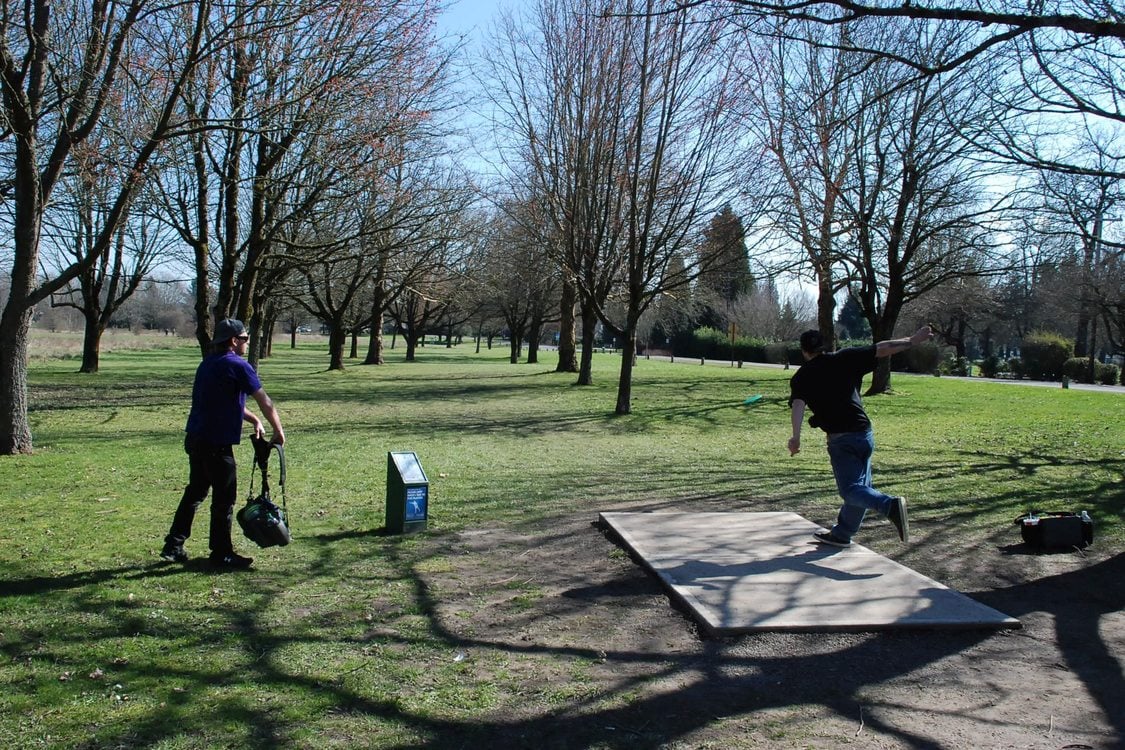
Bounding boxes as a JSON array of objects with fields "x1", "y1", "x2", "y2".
[
  {"x1": 430, "y1": 0, "x2": 817, "y2": 303},
  {"x1": 436, "y1": 0, "x2": 515, "y2": 43},
  {"x1": 431, "y1": 0, "x2": 529, "y2": 181}
]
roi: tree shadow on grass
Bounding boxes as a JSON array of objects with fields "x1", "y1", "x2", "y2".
[
  {"x1": 38, "y1": 548, "x2": 982, "y2": 749},
  {"x1": 971, "y1": 552, "x2": 1125, "y2": 740},
  {"x1": 7, "y1": 510, "x2": 1121, "y2": 749},
  {"x1": 0, "y1": 561, "x2": 191, "y2": 598},
  {"x1": 5, "y1": 438, "x2": 1120, "y2": 748}
]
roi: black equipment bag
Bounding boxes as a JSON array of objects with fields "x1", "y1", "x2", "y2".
[
  {"x1": 237, "y1": 436, "x2": 290, "y2": 548},
  {"x1": 1014, "y1": 511, "x2": 1092, "y2": 551}
]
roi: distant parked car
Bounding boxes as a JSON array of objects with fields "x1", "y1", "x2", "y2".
[{"x1": 296, "y1": 326, "x2": 311, "y2": 333}]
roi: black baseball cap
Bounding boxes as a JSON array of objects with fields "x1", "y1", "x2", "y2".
[{"x1": 212, "y1": 318, "x2": 247, "y2": 344}]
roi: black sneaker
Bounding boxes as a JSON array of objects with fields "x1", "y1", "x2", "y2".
[
  {"x1": 209, "y1": 552, "x2": 254, "y2": 570},
  {"x1": 887, "y1": 496, "x2": 909, "y2": 543},
  {"x1": 160, "y1": 544, "x2": 188, "y2": 563},
  {"x1": 813, "y1": 531, "x2": 852, "y2": 547}
]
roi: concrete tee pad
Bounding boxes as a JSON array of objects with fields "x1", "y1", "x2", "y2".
[{"x1": 599, "y1": 511, "x2": 1020, "y2": 636}]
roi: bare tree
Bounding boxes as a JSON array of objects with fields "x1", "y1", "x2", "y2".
[
  {"x1": 733, "y1": 18, "x2": 864, "y2": 350},
  {"x1": 835, "y1": 23, "x2": 1010, "y2": 392},
  {"x1": 476, "y1": 205, "x2": 562, "y2": 364},
  {"x1": 490, "y1": 0, "x2": 744, "y2": 413},
  {"x1": 486, "y1": 0, "x2": 631, "y2": 386},
  {"x1": 296, "y1": 245, "x2": 375, "y2": 371},
  {"x1": 910, "y1": 272, "x2": 1001, "y2": 358},
  {"x1": 40, "y1": 88, "x2": 183, "y2": 373},
  {"x1": 43, "y1": 188, "x2": 167, "y2": 372},
  {"x1": 703, "y1": 0, "x2": 1125, "y2": 178},
  {"x1": 1024, "y1": 141, "x2": 1125, "y2": 363},
  {"x1": 359, "y1": 160, "x2": 477, "y2": 367},
  {"x1": 388, "y1": 268, "x2": 463, "y2": 362},
  {"x1": 0, "y1": 0, "x2": 209, "y2": 454},
  {"x1": 148, "y1": 0, "x2": 448, "y2": 358}
]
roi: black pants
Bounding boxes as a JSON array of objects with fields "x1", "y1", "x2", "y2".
[{"x1": 165, "y1": 435, "x2": 238, "y2": 557}]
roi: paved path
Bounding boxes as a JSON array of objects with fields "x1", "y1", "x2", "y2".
[{"x1": 600, "y1": 511, "x2": 1020, "y2": 636}]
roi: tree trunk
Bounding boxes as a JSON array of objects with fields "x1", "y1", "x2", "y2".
[
  {"x1": 816, "y1": 266, "x2": 836, "y2": 351},
  {"x1": 247, "y1": 319, "x2": 267, "y2": 368},
  {"x1": 79, "y1": 311, "x2": 105, "y2": 374},
  {"x1": 0, "y1": 307, "x2": 33, "y2": 454},
  {"x1": 259, "y1": 308, "x2": 276, "y2": 360},
  {"x1": 866, "y1": 318, "x2": 896, "y2": 395},
  {"x1": 1, "y1": 123, "x2": 41, "y2": 455},
  {"x1": 555, "y1": 276, "x2": 578, "y2": 373},
  {"x1": 868, "y1": 357, "x2": 891, "y2": 395},
  {"x1": 615, "y1": 329, "x2": 637, "y2": 415},
  {"x1": 364, "y1": 308, "x2": 386, "y2": 365},
  {"x1": 527, "y1": 321, "x2": 542, "y2": 364},
  {"x1": 577, "y1": 303, "x2": 598, "y2": 385},
  {"x1": 1074, "y1": 300, "x2": 1091, "y2": 358},
  {"x1": 328, "y1": 327, "x2": 347, "y2": 370}
]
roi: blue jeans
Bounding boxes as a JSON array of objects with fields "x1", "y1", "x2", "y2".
[{"x1": 826, "y1": 430, "x2": 894, "y2": 541}]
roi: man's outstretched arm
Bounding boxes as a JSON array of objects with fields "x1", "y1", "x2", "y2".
[{"x1": 875, "y1": 326, "x2": 934, "y2": 359}]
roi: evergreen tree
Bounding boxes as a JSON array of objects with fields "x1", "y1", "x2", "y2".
[
  {"x1": 836, "y1": 289, "x2": 871, "y2": 341},
  {"x1": 696, "y1": 205, "x2": 752, "y2": 329}
]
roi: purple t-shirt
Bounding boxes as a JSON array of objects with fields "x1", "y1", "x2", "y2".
[{"x1": 185, "y1": 351, "x2": 262, "y2": 446}]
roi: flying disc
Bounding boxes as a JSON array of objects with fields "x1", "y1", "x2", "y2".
[{"x1": 743, "y1": 394, "x2": 763, "y2": 405}]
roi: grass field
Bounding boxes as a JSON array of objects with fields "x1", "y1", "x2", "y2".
[{"x1": 1, "y1": 334, "x2": 1122, "y2": 748}]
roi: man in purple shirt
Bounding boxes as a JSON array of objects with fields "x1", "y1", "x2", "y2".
[
  {"x1": 161, "y1": 319, "x2": 286, "y2": 569},
  {"x1": 788, "y1": 325, "x2": 932, "y2": 547}
]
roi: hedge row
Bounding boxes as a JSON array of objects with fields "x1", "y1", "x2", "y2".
[
  {"x1": 667, "y1": 328, "x2": 1122, "y2": 384},
  {"x1": 1063, "y1": 357, "x2": 1122, "y2": 385}
]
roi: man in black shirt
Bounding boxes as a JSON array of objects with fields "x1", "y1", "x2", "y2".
[{"x1": 788, "y1": 326, "x2": 933, "y2": 547}]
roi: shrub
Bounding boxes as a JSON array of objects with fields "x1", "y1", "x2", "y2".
[
  {"x1": 1063, "y1": 357, "x2": 1093, "y2": 384},
  {"x1": 1062, "y1": 358, "x2": 1119, "y2": 385},
  {"x1": 1019, "y1": 331, "x2": 1073, "y2": 381},
  {"x1": 742, "y1": 341, "x2": 769, "y2": 363},
  {"x1": 764, "y1": 342, "x2": 789, "y2": 365},
  {"x1": 680, "y1": 327, "x2": 727, "y2": 359},
  {"x1": 1067, "y1": 359, "x2": 1121, "y2": 385},
  {"x1": 676, "y1": 327, "x2": 774, "y2": 363},
  {"x1": 1008, "y1": 357, "x2": 1024, "y2": 378},
  {"x1": 978, "y1": 354, "x2": 1007, "y2": 378},
  {"x1": 893, "y1": 340, "x2": 942, "y2": 374},
  {"x1": 943, "y1": 356, "x2": 971, "y2": 377}
]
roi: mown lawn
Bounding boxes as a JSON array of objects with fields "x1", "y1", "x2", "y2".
[{"x1": 1, "y1": 337, "x2": 1122, "y2": 748}]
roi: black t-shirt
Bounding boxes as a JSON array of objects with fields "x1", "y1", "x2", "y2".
[{"x1": 788, "y1": 346, "x2": 876, "y2": 433}]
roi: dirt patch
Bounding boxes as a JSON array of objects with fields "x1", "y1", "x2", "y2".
[{"x1": 422, "y1": 512, "x2": 1123, "y2": 748}]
